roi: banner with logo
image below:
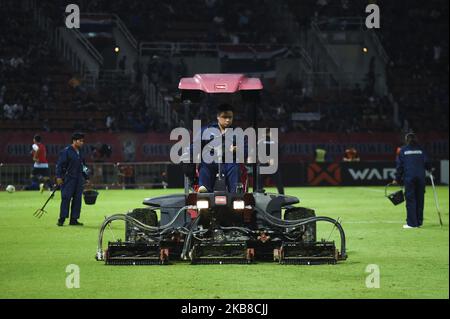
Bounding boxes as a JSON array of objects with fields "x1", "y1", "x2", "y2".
[
  {"x1": 0, "y1": 131, "x2": 173, "y2": 164},
  {"x1": 0, "y1": 131, "x2": 447, "y2": 165},
  {"x1": 306, "y1": 162, "x2": 442, "y2": 186},
  {"x1": 307, "y1": 163, "x2": 342, "y2": 186},
  {"x1": 341, "y1": 162, "x2": 397, "y2": 186},
  {"x1": 291, "y1": 113, "x2": 321, "y2": 121}
]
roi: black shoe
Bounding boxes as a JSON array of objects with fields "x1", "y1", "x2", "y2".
[
  {"x1": 69, "y1": 220, "x2": 84, "y2": 226},
  {"x1": 57, "y1": 219, "x2": 64, "y2": 226}
]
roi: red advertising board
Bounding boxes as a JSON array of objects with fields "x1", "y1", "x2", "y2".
[{"x1": 0, "y1": 131, "x2": 447, "y2": 164}]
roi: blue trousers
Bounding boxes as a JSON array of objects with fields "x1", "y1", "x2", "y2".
[
  {"x1": 258, "y1": 170, "x2": 284, "y2": 194},
  {"x1": 60, "y1": 177, "x2": 84, "y2": 220},
  {"x1": 198, "y1": 163, "x2": 239, "y2": 193},
  {"x1": 404, "y1": 177, "x2": 425, "y2": 227}
]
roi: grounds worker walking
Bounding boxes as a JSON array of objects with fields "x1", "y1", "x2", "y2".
[
  {"x1": 257, "y1": 129, "x2": 284, "y2": 194},
  {"x1": 393, "y1": 133, "x2": 431, "y2": 229},
  {"x1": 56, "y1": 133, "x2": 89, "y2": 226}
]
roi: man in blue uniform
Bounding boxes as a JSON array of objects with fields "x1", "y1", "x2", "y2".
[
  {"x1": 194, "y1": 104, "x2": 245, "y2": 193},
  {"x1": 56, "y1": 132, "x2": 89, "y2": 226},
  {"x1": 257, "y1": 129, "x2": 284, "y2": 194},
  {"x1": 394, "y1": 133, "x2": 431, "y2": 229}
]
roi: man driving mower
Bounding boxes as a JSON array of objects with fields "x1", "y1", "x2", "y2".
[{"x1": 191, "y1": 103, "x2": 247, "y2": 193}]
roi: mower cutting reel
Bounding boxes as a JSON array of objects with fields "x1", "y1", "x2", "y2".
[
  {"x1": 190, "y1": 242, "x2": 253, "y2": 264},
  {"x1": 105, "y1": 242, "x2": 169, "y2": 265}
]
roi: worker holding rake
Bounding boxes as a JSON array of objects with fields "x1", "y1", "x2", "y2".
[
  {"x1": 55, "y1": 132, "x2": 90, "y2": 226},
  {"x1": 393, "y1": 133, "x2": 432, "y2": 229}
]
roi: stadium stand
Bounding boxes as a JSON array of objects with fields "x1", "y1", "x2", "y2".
[{"x1": 0, "y1": 0, "x2": 448, "y2": 134}]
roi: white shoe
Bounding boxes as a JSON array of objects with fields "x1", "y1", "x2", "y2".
[
  {"x1": 403, "y1": 224, "x2": 416, "y2": 229},
  {"x1": 197, "y1": 186, "x2": 208, "y2": 193}
]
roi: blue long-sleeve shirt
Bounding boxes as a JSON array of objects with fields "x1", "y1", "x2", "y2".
[
  {"x1": 56, "y1": 145, "x2": 88, "y2": 179},
  {"x1": 395, "y1": 144, "x2": 431, "y2": 182},
  {"x1": 188, "y1": 122, "x2": 249, "y2": 164}
]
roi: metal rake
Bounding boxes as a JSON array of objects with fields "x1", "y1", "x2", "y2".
[{"x1": 34, "y1": 186, "x2": 58, "y2": 218}]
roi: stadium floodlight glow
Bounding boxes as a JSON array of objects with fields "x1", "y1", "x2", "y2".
[
  {"x1": 233, "y1": 200, "x2": 245, "y2": 210},
  {"x1": 215, "y1": 196, "x2": 227, "y2": 205},
  {"x1": 196, "y1": 200, "x2": 209, "y2": 209}
]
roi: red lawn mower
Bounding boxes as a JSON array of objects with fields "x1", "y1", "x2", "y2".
[{"x1": 96, "y1": 74, "x2": 347, "y2": 265}]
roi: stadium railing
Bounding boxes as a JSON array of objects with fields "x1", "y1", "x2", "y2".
[
  {"x1": 31, "y1": 0, "x2": 103, "y2": 87},
  {"x1": 141, "y1": 74, "x2": 179, "y2": 128}
]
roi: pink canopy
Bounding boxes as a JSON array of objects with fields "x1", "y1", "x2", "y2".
[{"x1": 178, "y1": 74, "x2": 263, "y2": 93}]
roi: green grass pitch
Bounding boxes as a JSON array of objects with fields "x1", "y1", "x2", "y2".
[{"x1": 0, "y1": 186, "x2": 448, "y2": 299}]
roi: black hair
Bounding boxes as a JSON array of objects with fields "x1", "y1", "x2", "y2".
[
  {"x1": 216, "y1": 103, "x2": 234, "y2": 115},
  {"x1": 72, "y1": 132, "x2": 85, "y2": 142},
  {"x1": 33, "y1": 135, "x2": 41, "y2": 142},
  {"x1": 405, "y1": 132, "x2": 418, "y2": 146}
]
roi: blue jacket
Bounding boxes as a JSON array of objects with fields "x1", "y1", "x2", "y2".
[
  {"x1": 395, "y1": 144, "x2": 431, "y2": 181},
  {"x1": 56, "y1": 145, "x2": 88, "y2": 179},
  {"x1": 189, "y1": 122, "x2": 249, "y2": 164}
]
